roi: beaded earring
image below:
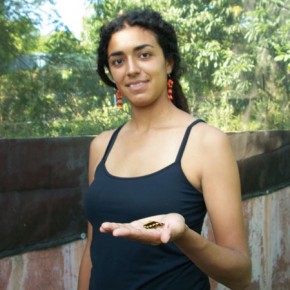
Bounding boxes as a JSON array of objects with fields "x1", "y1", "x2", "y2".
[
  {"x1": 116, "y1": 90, "x2": 123, "y2": 109},
  {"x1": 167, "y1": 78, "x2": 174, "y2": 100}
]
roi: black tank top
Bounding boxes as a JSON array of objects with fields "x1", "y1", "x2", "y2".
[{"x1": 84, "y1": 119, "x2": 210, "y2": 289}]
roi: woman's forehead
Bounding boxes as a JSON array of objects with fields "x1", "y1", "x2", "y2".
[{"x1": 108, "y1": 26, "x2": 158, "y2": 51}]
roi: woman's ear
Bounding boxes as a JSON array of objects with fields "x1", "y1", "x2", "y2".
[
  {"x1": 166, "y1": 58, "x2": 174, "y2": 75},
  {"x1": 105, "y1": 67, "x2": 115, "y2": 83}
]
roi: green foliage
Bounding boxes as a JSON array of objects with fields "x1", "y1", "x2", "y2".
[
  {"x1": 84, "y1": 0, "x2": 289, "y2": 131},
  {"x1": 0, "y1": 102, "x2": 131, "y2": 138},
  {"x1": 0, "y1": 0, "x2": 289, "y2": 138},
  {"x1": 0, "y1": 0, "x2": 52, "y2": 74}
]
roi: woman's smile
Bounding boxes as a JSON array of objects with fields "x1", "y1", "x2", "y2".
[{"x1": 126, "y1": 80, "x2": 149, "y2": 91}]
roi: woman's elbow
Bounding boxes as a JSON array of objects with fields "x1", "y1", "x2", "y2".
[{"x1": 229, "y1": 257, "x2": 252, "y2": 290}]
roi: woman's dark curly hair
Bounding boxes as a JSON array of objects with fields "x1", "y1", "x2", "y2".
[{"x1": 97, "y1": 9, "x2": 189, "y2": 113}]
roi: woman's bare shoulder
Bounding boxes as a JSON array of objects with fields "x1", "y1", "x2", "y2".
[
  {"x1": 187, "y1": 121, "x2": 234, "y2": 169},
  {"x1": 193, "y1": 123, "x2": 237, "y2": 181},
  {"x1": 88, "y1": 129, "x2": 116, "y2": 182},
  {"x1": 89, "y1": 129, "x2": 117, "y2": 165},
  {"x1": 90, "y1": 129, "x2": 115, "y2": 151},
  {"x1": 193, "y1": 122, "x2": 230, "y2": 150}
]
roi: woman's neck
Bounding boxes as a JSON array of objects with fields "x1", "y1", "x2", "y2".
[{"x1": 129, "y1": 101, "x2": 178, "y2": 131}]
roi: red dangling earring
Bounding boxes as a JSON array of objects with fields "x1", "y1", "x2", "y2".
[
  {"x1": 116, "y1": 90, "x2": 123, "y2": 109},
  {"x1": 167, "y1": 78, "x2": 174, "y2": 100}
]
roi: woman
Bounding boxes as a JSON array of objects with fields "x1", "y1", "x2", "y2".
[{"x1": 78, "y1": 9, "x2": 251, "y2": 290}]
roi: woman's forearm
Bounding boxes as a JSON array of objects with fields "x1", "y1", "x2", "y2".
[
  {"x1": 77, "y1": 243, "x2": 92, "y2": 290},
  {"x1": 174, "y1": 228, "x2": 251, "y2": 290}
]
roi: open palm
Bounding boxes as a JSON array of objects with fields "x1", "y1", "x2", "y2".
[{"x1": 99, "y1": 213, "x2": 187, "y2": 245}]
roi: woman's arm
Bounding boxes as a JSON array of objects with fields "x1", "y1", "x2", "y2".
[
  {"x1": 78, "y1": 133, "x2": 112, "y2": 290},
  {"x1": 77, "y1": 223, "x2": 92, "y2": 290},
  {"x1": 174, "y1": 126, "x2": 251, "y2": 289},
  {"x1": 174, "y1": 228, "x2": 251, "y2": 289}
]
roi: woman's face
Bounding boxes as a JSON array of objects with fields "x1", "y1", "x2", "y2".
[{"x1": 107, "y1": 25, "x2": 173, "y2": 108}]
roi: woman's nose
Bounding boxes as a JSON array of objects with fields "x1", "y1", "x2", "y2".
[{"x1": 127, "y1": 58, "x2": 140, "y2": 76}]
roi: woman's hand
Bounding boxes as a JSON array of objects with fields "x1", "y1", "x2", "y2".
[{"x1": 100, "y1": 213, "x2": 188, "y2": 245}]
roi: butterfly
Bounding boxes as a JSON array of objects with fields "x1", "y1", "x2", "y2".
[{"x1": 143, "y1": 220, "x2": 165, "y2": 229}]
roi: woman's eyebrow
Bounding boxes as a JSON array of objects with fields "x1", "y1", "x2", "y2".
[
  {"x1": 108, "y1": 44, "x2": 154, "y2": 58},
  {"x1": 134, "y1": 44, "x2": 154, "y2": 51}
]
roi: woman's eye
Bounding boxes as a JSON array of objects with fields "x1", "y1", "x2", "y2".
[
  {"x1": 140, "y1": 52, "x2": 151, "y2": 59},
  {"x1": 111, "y1": 58, "x2": 124, "y2": 66}
]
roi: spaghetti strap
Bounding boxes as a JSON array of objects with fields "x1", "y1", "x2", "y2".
[
  {"x1": 102, "y1": 125, "x2": 124, "y2": 162},
  {"x1": 175, "y1": 119, "x2": 205, "y2": 162}
]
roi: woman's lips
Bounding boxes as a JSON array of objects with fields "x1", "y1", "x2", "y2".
[{"x1": 126, "y1": 80, "x2": 149, "y2": 90}]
